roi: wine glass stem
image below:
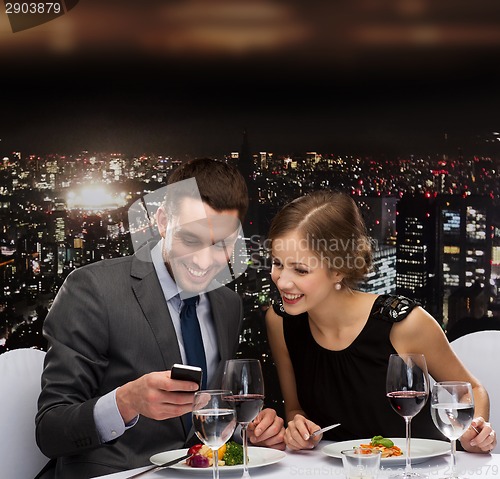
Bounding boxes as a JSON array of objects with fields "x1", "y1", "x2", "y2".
[
  {"x1": 212, "y1": 447, "x2": 220, "y2": 479},
  {"x1": 405, "y1": 417, "x2": 412, "y2": 475},
  {"x1": 241, "y1": 424, "x2": 250, "y2": 478},
  {"x1": 451, "y1": 439, "x2": 457, "y2": 477}
]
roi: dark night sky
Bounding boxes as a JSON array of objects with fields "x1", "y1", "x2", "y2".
[
  {"x1": 2, "y1": 0, "x2": 500, "y2": 157},
  {"x1": 2, "y1": 66, "x2": 499, "y2": 157}
]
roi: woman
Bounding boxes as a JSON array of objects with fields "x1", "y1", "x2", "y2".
[{"x1": 265, "y1": 190, "x2": 496, "y2": 452}]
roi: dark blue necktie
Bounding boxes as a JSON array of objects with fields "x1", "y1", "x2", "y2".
[{"x1": 180, "y1": 295, "x2": 208, "y2": 390}]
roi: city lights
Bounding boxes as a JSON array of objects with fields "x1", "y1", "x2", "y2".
[
  {"x1": 0, "y1": 147, "x2": 498, "y2": 397},
  {"x1": 67, "y1": 186, "x2": 127, "y2": 211}
]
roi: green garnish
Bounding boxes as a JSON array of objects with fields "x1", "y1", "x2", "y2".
[
  {"x1": 371, "y1": 435, "x2": 394, "y2": 448},
  {"x1": 222, "y1": 440, "x2": 244, "y2": 466}
]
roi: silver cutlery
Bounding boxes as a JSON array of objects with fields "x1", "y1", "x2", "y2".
[
  {"x1": 308, "y1": 423, "x2": 341, "y2": 439},
  {"x1": 125, "y1": 453, "x2": 190, "y2": 478}
]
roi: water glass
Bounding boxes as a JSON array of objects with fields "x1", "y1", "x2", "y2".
[
  {"x1": 431, "y1": 381, "x2": 474, "y2": 479},
  {"x1": 341, "y1": 448, "x2": 381, "y2": 479},
  {"x1": 192, "y1": 390, "x2": 237, "y2": 479}
]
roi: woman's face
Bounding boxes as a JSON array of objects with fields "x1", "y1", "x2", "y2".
[{"x1": 270, "y1": 230, "x2": 340, "y2": 315}]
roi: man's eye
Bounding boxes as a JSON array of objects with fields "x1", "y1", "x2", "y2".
[{"x1": 181, "y1": 237, "x2": 200, "y2": 246}]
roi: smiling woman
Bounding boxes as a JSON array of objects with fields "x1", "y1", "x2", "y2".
[{"x1": 265, "y1": 189, "x2": 496, "y2": 455}]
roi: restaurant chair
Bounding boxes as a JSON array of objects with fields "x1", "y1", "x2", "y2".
[
  {"x1": 450, "y1": 330, "x2": 500, "y2": 453},
  {"x1": 0, "y1": 348, "x2": 51, "y2": 478}
]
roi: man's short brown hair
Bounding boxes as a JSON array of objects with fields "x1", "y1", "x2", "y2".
[{"x1": 166, "y1": 158, "x2": 248, "y2": 221}]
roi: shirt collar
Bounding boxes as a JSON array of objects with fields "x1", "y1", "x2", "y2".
[
  {"x1": 151, "y1": 239, "x2": 206, "y2": 307},
  {"x1": 151, "y1": 239, "x2": 181, "y2": 302}
]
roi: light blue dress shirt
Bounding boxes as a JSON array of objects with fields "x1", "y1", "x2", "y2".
[{"x1": 93, "y1": 240, "x2": 219, "y2": 443}]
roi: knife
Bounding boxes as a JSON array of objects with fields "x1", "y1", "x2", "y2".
[
  {"x1": 125, "y1": 453, "x2": 190, "y2": 478},
  {"x1": 308, "y1": 423, "x2": 341, "y2": 440}
]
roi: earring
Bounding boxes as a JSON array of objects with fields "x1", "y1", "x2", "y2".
[{"x1": 335, "y1": 282, "x2": 342, "y2": 291}]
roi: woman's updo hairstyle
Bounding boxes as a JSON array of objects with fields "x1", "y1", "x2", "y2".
[{"x1": 267, "y1": 190, "x2": 373, "y2": 289}]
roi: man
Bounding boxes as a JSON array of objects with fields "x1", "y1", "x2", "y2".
[{"x1": 36, "y1": 159, "x2": 285, "y2": 478}]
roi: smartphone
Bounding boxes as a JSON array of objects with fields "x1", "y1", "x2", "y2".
[{"x1": 170, "y1": 364, "x2": 203, "y2": 390}]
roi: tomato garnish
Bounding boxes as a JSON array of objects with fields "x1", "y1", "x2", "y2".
[{"x1": 188, "y1": 444, "x2": 203, "y2": 455}]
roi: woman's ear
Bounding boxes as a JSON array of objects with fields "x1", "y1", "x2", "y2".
[
  {"x1": 330, "y1": 270, "x2": 344, "y2": 285},
  {"x1": 156, "y1": 206, "x2": 167, "y2": 238}
]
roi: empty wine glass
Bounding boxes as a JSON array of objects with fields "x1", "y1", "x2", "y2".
[
  {"x1": 222, "y1": 359, "x2": 265, "y2": 479},
  {"x1": 386, "y1": 353, "x2": 429, "y2": 479},
  {"x1": 192, "y1": 390, "x2": 237, "y2": 479},
  {"x1": 431, "y1": 381, "x2": 474, "y2": 479}
]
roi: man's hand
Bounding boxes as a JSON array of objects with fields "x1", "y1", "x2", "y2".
[
  {"x1": 247, "y1": 408, "x2": 285, "y2": 450},
  {"x1": 116, "y1": 370, "x2": 199, "y2": 423}
]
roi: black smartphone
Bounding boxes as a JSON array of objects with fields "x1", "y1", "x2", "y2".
[{"x1": 170, "y1": 364, "x2": 203, "y2": 390}]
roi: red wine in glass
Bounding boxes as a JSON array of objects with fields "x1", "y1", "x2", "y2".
[
  {"x1": 386, "y1": 353, "x2": 429, "y2": 479},
  {"x1": 387, "y1": 390, "x2": 428, "y2": 417},
  {"x1": 225, "y1": 394, "x2": 265, "y2": 424},
  {"x1": 222, "y1": 359, "x2": 264, "y2": 479}
]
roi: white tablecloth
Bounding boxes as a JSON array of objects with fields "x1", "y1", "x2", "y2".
[{"x1": 92, "y1": 442, "x2": 500, "y2": 479}]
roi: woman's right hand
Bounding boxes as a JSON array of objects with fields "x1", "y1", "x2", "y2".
[{"x1": 284, "y1": 414, "x2": 322, "y2": 450}]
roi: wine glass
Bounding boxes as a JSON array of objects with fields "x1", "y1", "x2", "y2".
[
  {"x1": 222, "y1": 359, "x2": 265, "y2": 479},
  {"x1": 386, "y1": 353, "x2": 429, "y2": 479},
  {"x1": 431, "y1": 381, "x2": 474, "y2": 479},
  {"x1": 192, "y1": 390, "x2": 237, "y2": 479}
]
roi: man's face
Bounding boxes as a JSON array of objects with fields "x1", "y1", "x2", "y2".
[{"x1": 157, "y1": 197, "x2": 240, "y2": 294}]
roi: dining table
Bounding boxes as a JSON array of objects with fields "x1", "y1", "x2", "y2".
[{"x1": 92, "y1": 441, "x2": 500, "y2": 479}]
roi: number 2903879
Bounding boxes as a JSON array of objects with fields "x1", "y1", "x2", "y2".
[{"x1": 5, "y1": 3, "x2": 62, "y2": 14}]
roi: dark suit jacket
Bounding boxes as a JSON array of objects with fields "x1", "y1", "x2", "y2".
[{"x1": 35, "y1": 246, "x2": 243, "y2": 479}]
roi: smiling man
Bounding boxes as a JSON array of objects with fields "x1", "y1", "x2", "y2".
[
  {"x1": 157, "y1": 181, "x2": 243, "y2": 296},
  {"x1": 35, "y1": 159, "x2": 285, "y2": 479}
]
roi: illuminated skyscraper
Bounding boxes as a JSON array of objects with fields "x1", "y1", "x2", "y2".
[
  {"x1": 359, "y1": 244, "x2": 397, "y2": 294},
  {"x1": 358, "y1": 196, "x2": 398, "y2": 245},
  {"x1": 357, "y1": 196, "x2": 398, "y2": 294},
  {"x1": 238, "y1": 129, "x2": 259, "y2": 237},
  {"x1": 436, "y1": 195, "x2": 493, "y2": 328},
  {"x1": 395, "y1": 194, "x2": 437, "y2": 316},
  {"x1": 396, "y1": 193, "x2": 495, "y2": 326}
]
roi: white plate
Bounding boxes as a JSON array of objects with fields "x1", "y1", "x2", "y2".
[
  {"x1": 150, "y1": 446, "x2": 286, "y2": 472},
  {"x1": 322, "y1": 438, "x2": 450, "y2": 466}
]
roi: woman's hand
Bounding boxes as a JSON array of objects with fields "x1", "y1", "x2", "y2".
[
  {"x1": 284, "y1": 414, "x2": 322, "y2": 450},
  {"x1": 247, "y1": 408, "x2": 286, "y2": 450},
  {"x1": 460, "y1": 417, "x2": 497, "y2": 453}
]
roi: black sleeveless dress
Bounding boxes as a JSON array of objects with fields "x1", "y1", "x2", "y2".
[{"x1": 274, "y1": 294, "x2": 445, "y2": 441}]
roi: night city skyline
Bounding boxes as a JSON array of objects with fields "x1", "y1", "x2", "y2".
[
  {"x1": 1, "y1": 144, "x2": 499, "y2": 329},
  {"x1": 1, "y1": 139, "x2": 499, "y2": 414}
]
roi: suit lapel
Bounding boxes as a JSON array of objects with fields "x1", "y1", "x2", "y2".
[
  {"x1": 131, "y1": 247, "x2": 191, "y2": 439},
  {"x1": 207, "y1": 288, "x2": 230, "y2": 388},
  {"x1": 130, "y1": 247, "x2": 183, "y2": 369}
]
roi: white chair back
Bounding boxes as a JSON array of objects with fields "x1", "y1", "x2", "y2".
[
  {"x1": 0, "y1": 348, "x2": 49, "y2": 478},
  {"x1": 450, "y1": 330, "x2": 500, "y2": 453}
]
